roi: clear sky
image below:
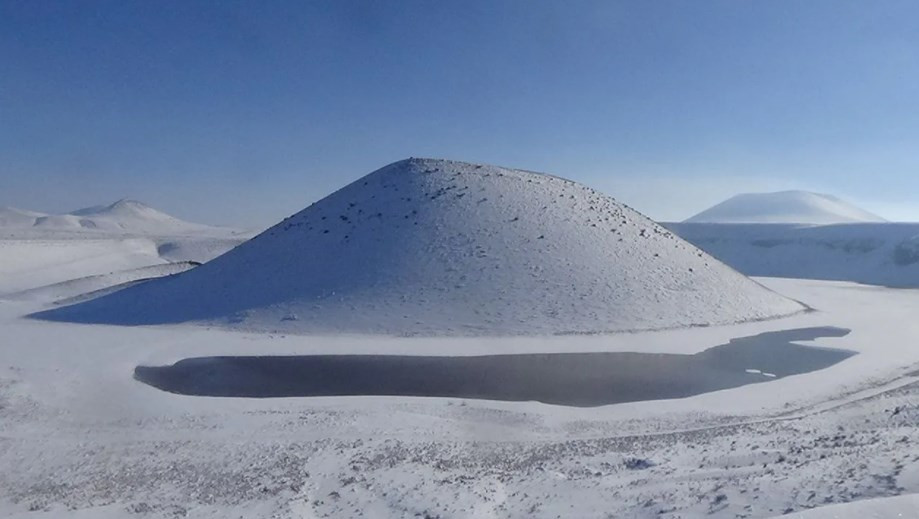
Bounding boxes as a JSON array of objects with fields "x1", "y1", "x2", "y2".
[{"x1": 2, "y1": 0, "x2": 918, "y2": 227}]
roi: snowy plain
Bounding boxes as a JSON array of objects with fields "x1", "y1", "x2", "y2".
[{"x1": 3, "y1": 277, "x2": 919, "y2": 518}]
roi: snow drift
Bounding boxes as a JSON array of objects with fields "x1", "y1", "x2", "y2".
[
  {"x1": 685, "y1": 191, "x2": 885, "y2": 224},
  {"x1": 35, "y1": 158, "x2": 804, "y2": 335}
]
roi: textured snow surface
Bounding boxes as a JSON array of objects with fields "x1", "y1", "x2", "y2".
[
  {"x1": 685, "y1": 191, "x2": 886, "y2": 224},
  {"x1": 36, "y1": 158, "x2": 804, "y2": 335},
  {"x1": 668, "y1": 222, "x2": 919, "y2": 287}
]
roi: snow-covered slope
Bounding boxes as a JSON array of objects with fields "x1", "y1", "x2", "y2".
[
  {"x1": 667, "y1": 222, "x2": 919, "y2": 287},
  {"x1": 0, "y1": 238, "x2": 167, "y2": 295},
  {"x1": 153, "y1": 236, "x2": 247, "y2": 263},
  {"x1": 685, "y1": 191, "x2": 886, "y2": 224},
  {"x1": 32, "y1": 213, "x2": 92, "y2": 230},
  {"x1": 7, "y1": 261, "x2": 198, "y2": 303},
  {"x1": 35, "y1": 158, "x2": 804, "y2": 335}
]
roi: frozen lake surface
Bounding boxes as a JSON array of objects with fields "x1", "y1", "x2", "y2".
[{"x1": 135, "y1": 327, "x2": 854, "y2": 406}]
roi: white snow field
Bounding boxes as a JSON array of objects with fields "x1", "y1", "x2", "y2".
[
  {"x1": 33, "y1": 158, "x2": 804, "y2": 335},
  {"x1": 684, "y1": 191, "x2": 886, "y2": 224},
  {"x1": 667, "y1": 222, "x2": 919, "y2": 287},
  {"x1": 2, "y1": 278, "x2": 919, "y2": 518}
]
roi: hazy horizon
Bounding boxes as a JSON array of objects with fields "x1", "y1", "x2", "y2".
[{"x1": 0, "y1": 171, "x2": 907, "y2": 230}]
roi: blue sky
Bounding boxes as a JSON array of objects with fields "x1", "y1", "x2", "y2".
[{"x1": 2, "y1": 0, "x2": 919, "y2": 227}]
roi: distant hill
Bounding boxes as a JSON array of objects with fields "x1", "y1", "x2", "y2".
[
  {"x1": 0, "y1": 201, "x2": 250, "y2": 276},
  {"x1": 685, "y1": 191, "x2": 886, "y2": 224},
  {"x1": 0, "y1": 199, "x2": 225, "y2": 235}
]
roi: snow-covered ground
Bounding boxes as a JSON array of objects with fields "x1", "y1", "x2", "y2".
[
  {"x1": 0, "y1": 238, "x2": 169, "y2": 295},
  {"x1": 667, "y1": 222, "x2": 919, "y2": 287},
  {"x1": 670, "y1": 192, "x2": 919, "y2": 288},
  {"x1": 0, "y1": 197, "x2": 253, "y2": 328},
  {"x1": 2, "y1": 275, "x2": 919, "y2": 518},
  {"x1": 785, "y1": 494, "x2": 919, "y2": 518},
  {"x1": 0, "y1": 200, "x2": 252, "y2": 299},
  {"x1": 684, "y1": 191, "x2": 886, "y2": 224}
]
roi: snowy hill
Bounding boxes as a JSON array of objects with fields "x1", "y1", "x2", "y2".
[
  {"x1": 685, "y1": 191, "x2": 886, "y2": 224},
  {"x1": 666, "y1": 222, "x2": 919, "y2": 287},
  {"x1": 67, "y1": 199, "x2": 207, "y2": 233},
  {"x1": 0, "y1": 207, "x2": 45, "y2": 227},
  {"x1": 0, "y1": 199, "x2": 220, "y2": 235},
  {"x1": 35, "y1": 158, "x2": 804, "y2": 336}
]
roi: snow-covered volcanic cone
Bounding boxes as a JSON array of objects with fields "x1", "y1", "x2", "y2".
[
  {"x1": 34, "y1": 158, "x2": 804, "y2": 335},
  {"x1": 685, "y1": 191, "x2": 885, "y2": 225}
]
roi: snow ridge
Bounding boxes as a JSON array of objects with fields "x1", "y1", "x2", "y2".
[{"x1": 35, "y1": 158, "x2": 804, "y2": 336}]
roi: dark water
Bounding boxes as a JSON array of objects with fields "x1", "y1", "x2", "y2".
[{"x1": 135, "y1": 327, "x2": 854, "y2": 407}]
